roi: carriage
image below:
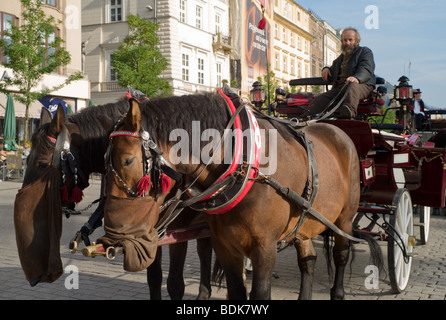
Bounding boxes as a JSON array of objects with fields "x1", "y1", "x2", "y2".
[{"x1": 271, "y1": 76, "x2": 446, "y2": 293}]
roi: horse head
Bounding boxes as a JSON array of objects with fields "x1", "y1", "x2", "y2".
[
  {"x1": 99, "y1": 98, "x2": 177, "y2": 272},
  {"x1": 14, "y1": 99, "x2": 128, "y2": 286},
  {"x1": 14, "y1": 104, "x2": 82, "y2": 286}
]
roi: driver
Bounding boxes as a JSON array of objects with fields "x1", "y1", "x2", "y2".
[{"x1": 306, "y1": 27, "x2": 376, "y2": 119}]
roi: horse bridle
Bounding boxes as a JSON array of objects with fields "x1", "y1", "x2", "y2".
[
  {"x1": 106, "y1": 118, "x2": 182, "y2": 199},
  {"x1": 47, "y1": 126, "x2": 87, "y2": 215}
]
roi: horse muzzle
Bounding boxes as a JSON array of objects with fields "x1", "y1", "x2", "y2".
[{"x1": 95, "y1": 195, "x2": 160, "y2": 272}]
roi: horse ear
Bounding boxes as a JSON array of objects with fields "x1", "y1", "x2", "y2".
[
  {"x1": 39, "y1": 107, "x2": 53, "y2": 127},
  {"x1": 48, "y1": 104, "x2": 66, "y2": 137},
  {"x1": 125, "y1": 98, "x2": 141, "y2": 132}
]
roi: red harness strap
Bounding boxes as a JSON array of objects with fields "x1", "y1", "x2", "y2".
[{"x1": 202, "y1": 90, "x2": 262, "y2": 214}]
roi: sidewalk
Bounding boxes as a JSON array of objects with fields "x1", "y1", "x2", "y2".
[{"x1": 1, "y1": 178, "x2": 446, "y2": 300}]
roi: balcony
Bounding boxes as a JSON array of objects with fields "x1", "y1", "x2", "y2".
[
  {"x1": 212, "y1": 33, "x2": 232, "y2": 54},
  {"x1": 91, "y1": 81, "x2": 125, "y2": 92}
]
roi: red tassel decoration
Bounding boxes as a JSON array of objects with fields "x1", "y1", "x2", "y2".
[
  {"x1": 137, "y1": 175, "x2": 151, "y2": 196},
  {"x1": 71, "y1": 186, "x2": 84, "y2": 204},
  {"x1": 161, "y1": 174, "x2": 171, "y2": 194},
  {"x1": 257, "y1": 17, "x2": 266, "y2": 30},
  {"x1": 62, "y1": 185, "x2": 69, "y2": 203}
]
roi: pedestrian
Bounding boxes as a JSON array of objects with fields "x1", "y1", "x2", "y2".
[
  {"x1": 306, "y1": 27, "x2": 376, "y2": 119},
  {"x1": 0, "y1": 144, "x2": 7, "y2": 181},
  {"x1": 412, "y1": 89, "x2": 444, "y2": 131}
]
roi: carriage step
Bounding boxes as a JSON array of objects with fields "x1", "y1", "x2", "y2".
[{"x1": 413, "y1": 222, "x2": 424, "y2": 227}]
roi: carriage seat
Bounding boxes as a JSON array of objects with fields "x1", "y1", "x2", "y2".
[
  {"x1": 356, "y1": 77, "x2": 386, "y2": 116},
  {"x1": 274, "y1": 92, "x2": 315, "y2": 115}
]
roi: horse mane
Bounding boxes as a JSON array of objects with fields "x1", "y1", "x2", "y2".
[
  {"x1": 66, "y1": 98, "x2": 130, "y2": 167},
  {"x1": 138, "y1": 93, "x2": 230, "y2": 146},
  {"x1": 67, "y1": 98, "x2": 129, "y2": 138}
]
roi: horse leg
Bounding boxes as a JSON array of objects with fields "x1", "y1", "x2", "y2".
[
  {"x1": 330, "y1": 233, "x2": 351, "y2": 300},
  {"x1": 146, "y1": 248, "x2": 163, "y2": 300},
  {"x1": 212, "y1": 241, "x2": 247, "y2": 300},
  {"x1": 295, "y1": 239, "x2": 317, "y2": 300},
  {"x1": 167, "y1": 241, "x2": 188, "y2": 300},
  {"x1": 196, "y1": 237, "x2": 212, "y2": 300},
  {"x1": 249, "y1": 244, "x2": 277, "y2": 300}
]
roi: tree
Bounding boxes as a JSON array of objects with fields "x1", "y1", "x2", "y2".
[
  {"x1": 257, "y1": 67, "x2": 280, "y2": 111},
  {"x1": 0, "y1": 0, "x2": 83, "y2": 142},
  {"x1": 112, "y1": 14, "x2": 171, "y2": 98}
]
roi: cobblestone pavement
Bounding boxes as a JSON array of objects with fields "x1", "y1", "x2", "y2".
[{"x1": 1, "y1": 178, "x2": 445, "y2": 301}]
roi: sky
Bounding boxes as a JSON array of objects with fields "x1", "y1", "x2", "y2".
[{"x1": 295, "y1": 0, "x2": 446, "y2": 108}]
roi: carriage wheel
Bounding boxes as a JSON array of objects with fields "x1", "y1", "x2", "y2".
[
  {"x1": 387, "y1": 189, "x2": 414, "y2": 293},
  {"x1": 417, "y1": 206, "x2": 431, "y2": 245}
]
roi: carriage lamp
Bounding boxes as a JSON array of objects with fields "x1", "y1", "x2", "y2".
[
  {"x1": 394, "y1": 75, "x2": 413, "y2": 106},
  {"x1": 250, "y1": 81, "x2": 266, "y2": 109}
]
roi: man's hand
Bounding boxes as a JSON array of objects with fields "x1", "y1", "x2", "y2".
[
  {"x1": 321, "y1": 68, "x2": 331, "y2": 82},
  {"x1": 346, "y1": 76, "x2": 359, "y2": 83}
]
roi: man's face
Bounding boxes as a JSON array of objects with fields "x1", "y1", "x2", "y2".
[{"x1": 341, "y1": 30, "x2": 358, "y2": 54}]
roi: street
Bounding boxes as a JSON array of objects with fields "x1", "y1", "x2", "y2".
[{"x1": 1, "y1": 177, "x2": 445, "y2": 300}]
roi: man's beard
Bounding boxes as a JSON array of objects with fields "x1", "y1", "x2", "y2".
[{"x1": 342, "y1": 43, "x2": 358, "y2": 55}]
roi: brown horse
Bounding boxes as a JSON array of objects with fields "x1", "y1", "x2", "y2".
[
  {"x1": 13, "y1": 100, "x2": 212, "y2": 299},
  {"x1": 102, "y1": 94, "x2": 384, "y2": 300}
]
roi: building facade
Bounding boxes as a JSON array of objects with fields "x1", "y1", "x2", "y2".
[
  {"x1": 271, "y1": 0, "x2": 313, "y2": 90},
  {"x1": 0, "y1": 0, "x2": 89, "y2": 141},
  {"x1": 82, "y1": 0, "x2": 232, "y2": 104}
]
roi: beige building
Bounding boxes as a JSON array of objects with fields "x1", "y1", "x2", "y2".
[
  {"x1": 272, "y1": 0, "x2": 313, "y2": 90},
  {"x1": 0, "y1": 0, "x2": 89, "y2": 141},
  {"x1": 82, "y1": 0, "x2": 232, "y2": 105}
]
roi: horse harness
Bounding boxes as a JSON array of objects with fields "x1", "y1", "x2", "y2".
[
  {"x1": 104, "y1": 89, "x2": 364, "y2": 247},
  {"x1": 48, "y1": 127, "x2": 87, "y2": 217}
]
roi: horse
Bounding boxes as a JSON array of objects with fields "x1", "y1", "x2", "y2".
[
  {"x1": 13, "y1": 99, "x2": 212, "y2": 299},
  {"x1": 102, "y1": 92, "x2": 384, "y2": 300}
]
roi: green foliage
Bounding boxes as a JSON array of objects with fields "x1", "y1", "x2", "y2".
[
  {"x1": 0, "y1": 0, "x2": 83, "y2": 141},
  {"x1": 256, "y1": 66, "x2": 280, "y2": 110},
  {"x1": 112, "y1": 14, "x2": 171, "y2": 97}
]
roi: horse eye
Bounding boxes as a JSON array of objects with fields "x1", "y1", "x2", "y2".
[
  {"x1": 124, "y1": 157, "x2": 135, "y2": 166},
  {"x1": 38, "y1": 162, "x2": 49, "y2": 169}
]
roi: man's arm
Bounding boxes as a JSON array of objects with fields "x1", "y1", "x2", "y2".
[
  {"x1": 424, "y1": 103, "x2": 445, "y2": 111},
  {"x1": 353, "y1": 47, "x2": 375, "y2": 84},
  {"x1": 321, "y1": 67, "x2": 332, "y2": 81}
]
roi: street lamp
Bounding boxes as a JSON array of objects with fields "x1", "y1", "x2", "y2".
[
  {"x1": 394, "y1": 75, "x2": 414, "y2": 134},
  {"x1": 394, "y1": 75, "x2": 413, "y2": 105},
  {"x1": 250, "y1": 81, "x2": 265, "y2": 109}
]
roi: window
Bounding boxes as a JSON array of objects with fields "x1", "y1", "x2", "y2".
[
  {"x1": 215, "y1": 13, "x2": 221, "y2": 34},
  {"x1": 297, "y1": 36, "x2": 301, "y2": 50},
  {"x1": 197, "y1": 57, "x2": 204, "y2": 84},
  {"x1": 39, "y1": 0, "x2": 57, "y2": 7},
  {"x1": 290, "y1": 32, "x2": 294, "y2": 47},
  {"x1": 216, "y1": 62, "x2": 222, "y2": 87},
  {"x1": 297, "y1": 62, "x2": 302, "y2": 77},
  {"x1": 274, "y1": 23, "x2": 278, "y2": 39},
  {"x1": 196, "y1": 6, "x2": 202, "y2": 29},
  {"x1": 40, "y1": 29, "x2": 59, "y2": 71},
  {"x1": 106, "y1": 51, "x2": 117, "y2": 81},
  {"x1": 110, "y1": 0, "x2": 122, "y2": 22},
  {"x1": 0, "y1": 12, "x2": 17, "y2": 64},
  {"x1": 282, "y1": 56, "x2": 287, "y2": 73},
  {"x1": 274, "y1": 53, "x2": 279, "y2": 70},
  {"x1": 182, "y1": 53, "x2": 189, "y2": 81},
  {"x1": 282, "y1": 27, "x2": 286, "y2": 43},
  {"x1": 179, "y1": 0, "x2": 186, "y2": 23},
  {"x1": 290, "y1": 59, "x2": 295, "y2": 75}
]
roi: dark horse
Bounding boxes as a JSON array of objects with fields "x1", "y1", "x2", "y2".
[
  {"x1": 13, "y1": 100, "x2": 212, "y2": 299},
  {"x1": 101, "y1": 93, "x2": 384, "y2": 299}
]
